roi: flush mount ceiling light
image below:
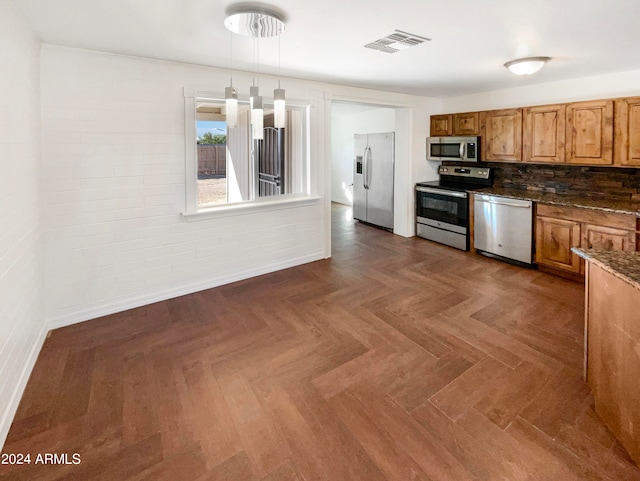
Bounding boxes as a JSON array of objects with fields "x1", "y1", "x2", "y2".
[
  {"x1": 504, "y1": 56, "x2": 551, "y2": 75},
  {"x1": 224, "y1": 6, "x2": 285, "y2": 38}
]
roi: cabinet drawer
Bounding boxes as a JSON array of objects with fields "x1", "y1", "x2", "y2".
[
  {"x1": 583, "y1": 224, "x2": 636, "y2": 251},
  {"x1": 536, "y1": 204, "x2": 636, "y2": 230}
]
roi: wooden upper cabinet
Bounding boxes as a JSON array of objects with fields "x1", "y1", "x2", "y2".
[
  {"x1": 523, "y1": 104, "x2": 566, "y2": 163},
  {"x1": 430, "y1": 112, "x2": 481, "y2": 136},
  {"x1": 453, "y1": 112, "x2": 481, "y2": 135},
  {"x1": 614, "y1": 97, "x2": 640, "y2": 166},
  {"x1": 566, "y1": 99, "x2": 614, "y2": 165},
  {"x1": 430, "y1": 114, "x2": 453, "y2": 136},
  {"x1": 484, "y1": 108, "x2": 523, "y2": 162}
]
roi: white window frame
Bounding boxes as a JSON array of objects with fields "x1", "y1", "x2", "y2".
[{"x1": 181, "y1": 87, "x2": 318, "y2": 222}]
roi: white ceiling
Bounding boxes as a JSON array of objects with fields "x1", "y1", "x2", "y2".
[{"x1": 13, "y1": 0, "x2": 640, "y2": 97}]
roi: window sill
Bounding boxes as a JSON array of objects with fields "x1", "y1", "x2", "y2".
[{"x1": 181, "y1": 195, "x2": 323, "y2": 222}]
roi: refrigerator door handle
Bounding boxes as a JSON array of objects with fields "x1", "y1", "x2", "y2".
[
  {"x1": 362, "y1": 147, "x2": 367, "y2": 189},
  {"x1": 364, "y1": 146, "x2": 371, "y2": 189},
  {"x1": 368, "y1": 146, "x2": 373, "y2": 189}
]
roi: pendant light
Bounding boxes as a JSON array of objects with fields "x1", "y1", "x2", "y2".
[
  {"x1": 249, "y1": 37, "x2": 260, "y2": 110},
  {"x1": 273, "y1": 35, "x2": 286, "y2": 129},
  {"x1": 273, "y1": 85, "x2": 285, "y2": 128},
  {"x1": 251, "y1": 36, "x2": 264, "y2": 140},
  {"x1": 249, "y1": 84, "x2": 259, "y2": 109},
  {"x1": 225, "y1": 81, "x2": 238, "y2": 128},
  {"x1": 251, "y1": 95, "x2": 264, "y2": 140},
  {"x1": 224, "y1": 5, "x2": 286, "y2": 137},
  {"x1": 225, "y1": 32, "x2": 238, "y2": 128}
]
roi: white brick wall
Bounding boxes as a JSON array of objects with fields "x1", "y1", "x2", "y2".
[
  {"x1": 40, "y1": 47, "x2": 331, "y2": 327},
  {"x1": 0, "y1": 0, "x2": 47, "y2": 449}
]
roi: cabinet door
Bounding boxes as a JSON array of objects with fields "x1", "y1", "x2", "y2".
[
  {"x1": 614, "y1": 97, "x2": 640, "y2": 166},
  {"x1": 523, "y1": 104, "x2": 566, "y2": 163},
  {"x1": 535, "y1": 216, "x2": 582, "y2": 273},
  {"x1": 453, "y1": 112, "x2": 480, "y2": 135},
  {"x1": 484, "y1": 108, "x2": 523, "y2": 162},
  {"x1": 566, "y1": 100, "x2": 614, "y2": 165},
  {"x1": 430, "y1": 115, "x2": 453, "y2": 136},
  {"x1": 584, "y1": 224, "x2": 636, "y2": 251}
]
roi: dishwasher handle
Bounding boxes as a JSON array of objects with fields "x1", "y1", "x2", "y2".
[{"x1": 475, "y1": 197, "x2": 532, "y2": 208}]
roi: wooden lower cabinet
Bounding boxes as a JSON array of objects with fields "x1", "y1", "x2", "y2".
[
  {"x1": 535, "y1": 204, "x2": 636, "y2": 275},
  {"x1": 536, "y1": 216, "x2": 582, "y2": 273}
]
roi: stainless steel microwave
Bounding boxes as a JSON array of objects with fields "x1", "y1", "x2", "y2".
[{"x1": 427, "y1": 136, "x2": 480, "y2": 162}]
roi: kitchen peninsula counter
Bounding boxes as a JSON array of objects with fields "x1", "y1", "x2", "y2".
[
  {"x1": 575, "y1": 247, "x2": 640, "y2": 466},
  {"x1": 468, "y1": 186, "x2": 640, "y2": 216},
  {"x1": 573, "y1": 248, "x2": 640, "y2": 288}
]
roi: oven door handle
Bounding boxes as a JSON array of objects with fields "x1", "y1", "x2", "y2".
[{"x1": 416, "y1": 186, "x2": 467, "y2": 198}]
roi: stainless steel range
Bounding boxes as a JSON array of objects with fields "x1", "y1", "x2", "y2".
[{"x1": 416, "y1": 165, "x2": 491, "y2": 250}]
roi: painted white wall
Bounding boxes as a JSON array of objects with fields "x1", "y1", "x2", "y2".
[
  {"x1": 40, "y1": 46, "x2": 441, "y2": 328},
  {"x1": 0, "y1": 0, "x2": 46, "y2": 449},
  {"x1": 331, "y1": 103, "x2": 396, "y2": 206},
  {"x1": 442, "y1": 68, "x2": 640, "y2": 112},
  {"x1": 40, "y1": 46, "x2": 325, "y2": 328}
]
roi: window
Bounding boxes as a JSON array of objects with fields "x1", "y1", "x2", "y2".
[{"x1": 183, "y1": 88, "x2": 312, "y2": 218}]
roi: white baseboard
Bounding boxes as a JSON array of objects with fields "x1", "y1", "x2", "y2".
[
  {"x1": 0, "y1": 323, "x2": 49, "y2": 451},
  {"x1": 47, "y1": 251, "x2": 327, "y2": 330}
]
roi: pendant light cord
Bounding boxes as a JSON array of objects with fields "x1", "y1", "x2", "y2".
[{"x1": 229, "y1": 30, "x2": 233, "y2": 86}]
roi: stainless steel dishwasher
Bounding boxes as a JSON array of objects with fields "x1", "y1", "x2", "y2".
[{"x1": 474, "y1": 194, "x2": 534, "y2": 266}]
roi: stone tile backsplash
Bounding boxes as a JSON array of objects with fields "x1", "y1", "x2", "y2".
[{"x1": 485, "y1": 163, "x2": 640, "y2": 201}]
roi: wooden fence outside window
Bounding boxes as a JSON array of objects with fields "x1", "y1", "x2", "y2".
[{"x1": 197, "y1": 144, "x2": 226, "y2": 175}]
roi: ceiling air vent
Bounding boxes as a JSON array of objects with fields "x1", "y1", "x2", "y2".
[{"x1": 364, "y1": 30, "x2": 431, "y2": 53}]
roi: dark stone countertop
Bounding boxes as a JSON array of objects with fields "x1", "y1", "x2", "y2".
[
  {"x1": 572, "y1": 248, "x2": 640, "y2": 289},
  {"x1": 468, "y1": 187, "x2": 640, "y2": 216}
]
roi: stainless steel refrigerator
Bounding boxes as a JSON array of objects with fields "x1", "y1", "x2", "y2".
[{"x1": 353, "y1": 132, "x2": 395, "y2": 230}]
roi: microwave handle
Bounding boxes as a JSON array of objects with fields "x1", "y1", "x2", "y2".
[{"x1": 459, "y1": 142, "x2": 465, "y2": 160}]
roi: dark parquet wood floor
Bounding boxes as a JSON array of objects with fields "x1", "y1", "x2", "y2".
[{"x1": 2, "y1": 203, "x2": 640, "y2": 480}]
